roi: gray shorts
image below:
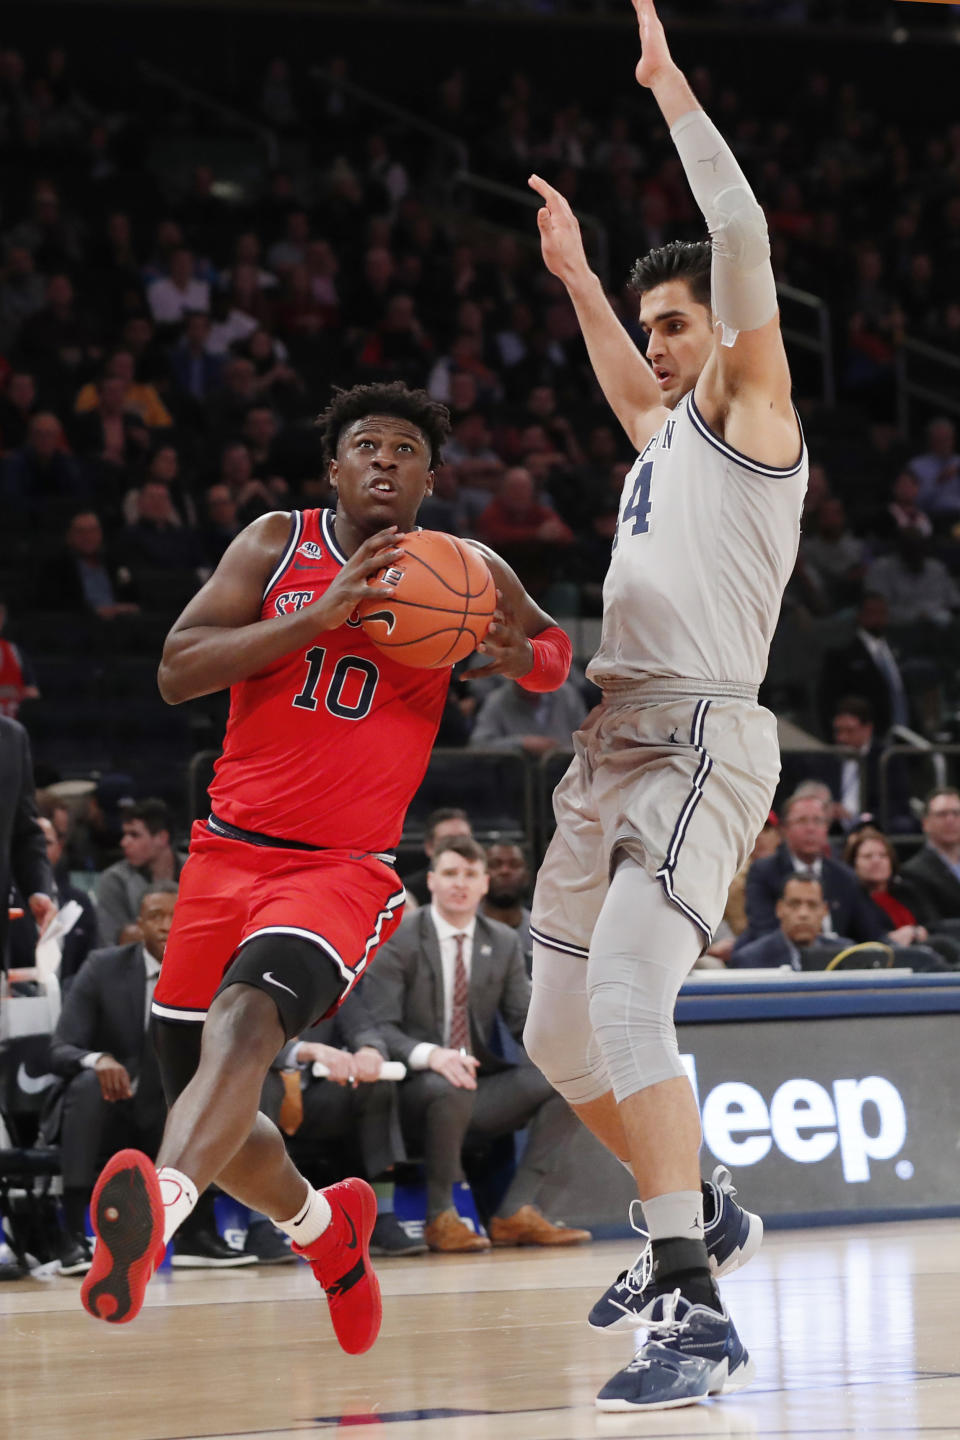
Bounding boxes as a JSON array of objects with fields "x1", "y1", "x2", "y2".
[{"x1": 530, "y1": 687, "x2": 780, "y2": 954}]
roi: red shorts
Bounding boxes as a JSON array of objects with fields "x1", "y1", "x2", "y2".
[{"x1": 153, "y1": 821, "x2": 406, "y2": 1023}]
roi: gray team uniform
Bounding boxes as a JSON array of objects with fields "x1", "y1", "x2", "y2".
[{"x1": 530, "y1": 389, "x2": 807, "y2": 954}]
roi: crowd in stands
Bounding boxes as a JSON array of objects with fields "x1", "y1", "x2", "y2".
[{"x1": 1, "y1": 19, "x2": 960, "y2": 1273}]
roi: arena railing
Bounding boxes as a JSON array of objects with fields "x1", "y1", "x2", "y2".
[
  {"x1": 138, "y1": 60, "x2": 280, "y2": 171},
  {"x1": 895, "y1": 335, "x2": 960, "y2": 435},
  {"x1": 776, "y1": 282, "x2": 835, "y2": 409}
]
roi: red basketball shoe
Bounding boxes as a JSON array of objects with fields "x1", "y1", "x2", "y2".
[
  {"x1": 81, "y1": 1149, "x2": 165, "y2": 1324},
  {"x1": 293, "y1": 1178, "x2": 382, "y2": 1354}
]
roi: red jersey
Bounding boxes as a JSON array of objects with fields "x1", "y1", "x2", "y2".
[
  {"x1": 208, "y1": 508, "x2": 450, "y2": 852},
  {"x1": 0, "y1": 639, "x2": 28, "y2": 718}
]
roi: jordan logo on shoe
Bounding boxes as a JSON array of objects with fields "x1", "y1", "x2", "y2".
[{"x1": 262, "y1": 972, "x2": 297, "y2": 997}]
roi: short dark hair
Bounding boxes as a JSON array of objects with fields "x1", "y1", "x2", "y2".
[
  {"x1": 140, "y1": 879, "x2": 179, "y2": 907},
  {"x1": 778, "y1": 873, "x2": 823, "y2": 901},
  {"x1": 424, "y1": 807, "x2": 470, "y2": 845},
  {"x1": 833, "y1": 695, "x2": 874, "y2": 727},
  {"x1": 430, "y1": 834, "x2": 486, "y2": 870},
  {"x1": 629, "y1": 240, "x2": 713, "y2": 310},
  {"x1": 124, "y1": 798, "x2": 171, "y2": 837},
  {"x1": 924, "y1": 786, "x2": 960, "y2": 817},
  {"x1": 316, "y1": 382, "x2": 451, "y2": 468}
]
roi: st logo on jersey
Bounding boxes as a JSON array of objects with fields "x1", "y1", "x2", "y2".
[
  {"x1": 275, "y1": 590, "x2": 315, "y2": 616},
  {"x1": 293, "y1": 540, "x2": 324, "y2": 569}
]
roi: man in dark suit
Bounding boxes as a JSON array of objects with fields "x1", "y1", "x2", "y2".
[
  {"x1": 282, "y1": 988, "x2": 423, "y2": 1257},
  {"x1": 781, "y1": 697, "x2": 914, "y2": 835},
  {"x1": 42, "y1": 883, "x2": 255, "y2": 1275},
  {"x1": 365, "y1": 836, "x2": 590, "y2": 1254},
  {"x1": 817, "y1": 592, "x2": 909, "y2": 738},
  {"x1": 731, "y1": 875, "x2": 833, "y2": 970},
  {"x1": 0, "y1": 714, "x2": 54, "y2": 969},
  {"x1": 736, "y1": 792, "x2": 898, "y2": 953},
  {"x1": 901, "y1": 788, "x2": 960, "y2": 926}
]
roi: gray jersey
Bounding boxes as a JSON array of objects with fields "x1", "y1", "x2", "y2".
[{"x1": 587, "y1": 391, "x2": 807, "y2": 692}]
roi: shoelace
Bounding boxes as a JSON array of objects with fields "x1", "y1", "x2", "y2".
[
  {"x1": 621, "y1": 1290, "x2": 690, "y2": 1368},
  {"x1": 607, "y1": 1200, "x2": 654, "y2": 1315}
]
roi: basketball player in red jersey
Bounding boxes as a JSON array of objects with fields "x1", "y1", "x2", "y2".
[{"x1": 81, "y1": 382, "x2": 573, "y2": 1352}]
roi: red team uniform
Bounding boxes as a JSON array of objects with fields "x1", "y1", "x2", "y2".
[{"x1": 153, "y1": 508, "x2": 450, "y2": 1023}]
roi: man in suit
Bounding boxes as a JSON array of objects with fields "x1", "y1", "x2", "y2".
[
  {"x1": 731, "y1": 875, "x2": 833, "y2": 970},
  {"x1": 0, "y1": 714, "x2": 54, "y2": 969},
  {"x1": 901, "y1": 788, "x2": 960, "y2": 926},
  {"x1": 736, "y1": 792, "x2": 911, "y2": 953},
  {"x1": 282, "y1": 988, "x2": 424, "y2": 1257},
  {"x1": 43, "y1": 883, "x2": 256, "y2": 1275},
  {"x1": 781, "y1": 697, "x2": 914, "y2": 835},
  {"x1": 817, "y1": 592, "x2": 909, "y2": 739},
  {"x1": 366, "y1": 836, "x2": 590, "y2": 1254},
  {"x1": 7, "y1": 817, "x2": 98, "y2": 982}
]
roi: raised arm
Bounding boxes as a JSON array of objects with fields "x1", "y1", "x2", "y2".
[
  {"x1": 632, "y1": 0, "x2": 796, "y2": 451},
  {"x1": 527, "y1": 173, "x2": 666, "y2": 453},
  {"x1": 157, "y1": 513, "x2": 403, "y2": 704}
]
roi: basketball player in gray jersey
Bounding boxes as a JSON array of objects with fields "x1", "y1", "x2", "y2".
[{"x1": 524, "y1": 0, "x2": 808, "y2": 1412}]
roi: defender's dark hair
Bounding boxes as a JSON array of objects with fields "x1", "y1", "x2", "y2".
[
  {"x1": 316, "y1": 382, "x2": 451, "y2": 468},
  {"x1": 629, "y1": 240, "x2": 713, "y2": 311}
]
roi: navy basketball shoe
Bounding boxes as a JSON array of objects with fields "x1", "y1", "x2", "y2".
[
  {"x1": 595, "y1": 1289, "x2": 755, "y2": 1411},
  {"x1": 587, "y1": 1167, "x2": 762, "y2": 1333}
]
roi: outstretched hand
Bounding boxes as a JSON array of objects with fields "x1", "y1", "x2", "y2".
[
  {"x1": 528, "y1": 174, "x2": 590, "y2": 288},
  {"x1": 472, "y1": 592, "x2": 535, "y2": 680},
  {"x1": 631, "y1": 0, "x2": 675, "y2": 90}
]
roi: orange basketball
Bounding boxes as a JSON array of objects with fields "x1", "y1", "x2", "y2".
[{"x1": 357, "y1": 530, "x2": 496, "y2": 669}]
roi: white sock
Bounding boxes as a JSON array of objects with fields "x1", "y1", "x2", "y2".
[
  {"x1": 276, "y1": 1184, "x2": 333, "y2": 1247},
  {"x1": 643, "y1": 1190, "x2": 705, "y2": 1243},
  {"x1": 157, "y1": 1166, "x2": 200, "y2": 1245}
]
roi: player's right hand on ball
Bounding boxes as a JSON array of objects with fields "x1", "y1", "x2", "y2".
[
  {"x1": 528, "y1": 175, "x2": 590, "y2": 286},
  {"x1": 311, "y1": 527, "x2": 405, "y2": 631}
]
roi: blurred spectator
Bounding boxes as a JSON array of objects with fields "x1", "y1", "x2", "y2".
[
  {"x1": 70, "y1": 371, "x2": 150, "y2": 473},
  {"x1": 910, "y1": 417, "x2": 960, "y2": 522},
  {"x1": 266, "y1": 209, "x2": 311, "y2": 275},
  {"x1": 829, "y1": 695, "x2": 913, "y2": 833},
  {"x1": 171, "y1": 312, "x2": 223, "y2": 402},
  {"x1": 0, "y1": 411, "x2": 86, "y2": 521},
  {"x1": 0, "y1": 245, "x2": 45, "y2": 353},
  {"x1": 886, "y1": 469, "x2": 932, "y2": 539},
  {"x1": 200, "y1": 483, "x2": 241, "y2": 564},
  {"x1": 0, "y1": 370, "x2": 39, "y2": 451},
  {"x1": 864, "y1": 529, "x2": 960, "y2": 627},
  {"x1": 471, "y1": 676, "x2": 586, "y2": 757},
  {"x1": 6, "y1": 182, "x2": 84, "y2": 272},
  {"x1": 900, "y1": 788, "x2": 960, "y2": 926},
  {"x1": 122, "y1": 478, "x2": 206, "y2": 574},
  {"x1": 7, "y1": 815, "x2": 98, "y2": 985},
  {"x1": 0, "y1": 594, "x2": 39, "y2": 717},
  {"x1": 16, "y1": 273, "x2": 103, "y2": 387},
  {"x1": 45, "y1": 509, "x2": 139, "y2": 619},
  {"x1": 357, "y1": 292, "x2": 433, "y2": 382},
  {"x1": 729, "y1": 874, "x2": 828, "y2": 970},
  {"x1": 95, "y1": 798, "x2": 187, "y2": 945},
  {"x1": 403, "y1": 807, "x2": 473, "y2": 907},
  {"x1": 260, "y1": 58, "x2": 299, "y2": 132},
  {"x1": 482, "y1": 842, "x2": 533, "y2": 969},
  {"x1": 801, "y1": 497, "x2": 865, "y2": 609},
  {"x1": 0, "y1": 715, "x2": 54, "y2": 970},
  {"x1": 818, "y1": 592, "x2": 909, "y2": 737},
  {"x1": 124, "y1": 445, "x2": 196, "y2": 529},
  {"x1": 477, "y1": 466, "x2": 574, "y2": 553},
  {"x1": 844, "y1": 827, "x2": 959, "y2": 967},
  {"x1": 737, "y1": 792, "x2": 888, "y2": 951},
  {"x1": 147, "y1": 248, "x2": 210, "y2": 326}
]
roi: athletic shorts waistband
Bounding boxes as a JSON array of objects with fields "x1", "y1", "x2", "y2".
[
  {"x1": 206, "y1": 812, "x2": 396, "y2": 866},
  {"x1": 596, "y1": 677, "x2": 759, "y2": 704}
]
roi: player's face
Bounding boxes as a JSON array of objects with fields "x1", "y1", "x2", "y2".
[
  {"x1": 330, "y1": 415, "x2": 434, "y2": 533},
  {"x1": 638, "y1": 280, "x2": 715, "y2": 410},
  {"x1": 427, "y1": 852, "x2": 489, "y2": 923}
]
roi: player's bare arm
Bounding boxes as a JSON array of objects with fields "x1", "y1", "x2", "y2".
[
  {"x1": 158, "y1": 514, "x2": 403, "y2": 704},
  {"x1": 466, "y1": 541, "x2": 558, "y2": 680},
  {"x1": 632, "y1": 0, "x2": 799, "y2": 467},
  {"x1": 528, "y1": 173, "x2": 667, "y2": 454}
]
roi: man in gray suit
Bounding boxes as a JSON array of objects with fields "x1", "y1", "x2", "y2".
[
  {"x1": 901, "y1": 788, "x2": 960, "y2": 927},
  {"x1": 365, "y1": 836, "x2": 590, "y2": 1254}
]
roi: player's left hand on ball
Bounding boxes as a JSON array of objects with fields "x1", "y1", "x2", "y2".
[{"x1": 473, "y1": 591, "x2": 535, "y2": 680}]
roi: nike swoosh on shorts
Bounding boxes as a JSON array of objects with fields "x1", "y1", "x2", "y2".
[{"x1": 262, "y1": 971, "x2": 298, "y2": 998}]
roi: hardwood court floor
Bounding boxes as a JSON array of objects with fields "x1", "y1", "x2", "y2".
[{"x1": 2, "y1": 1220, "x2": 959, "y2": 1440}]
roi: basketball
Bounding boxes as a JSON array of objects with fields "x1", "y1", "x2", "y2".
[{"x1": 357, "y1": 530, "x2": 496, "y2": 668}]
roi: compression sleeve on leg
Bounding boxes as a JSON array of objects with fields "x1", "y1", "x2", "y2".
[{"x1": 670, "y1": 108, "x2": 778, "y2": 346}]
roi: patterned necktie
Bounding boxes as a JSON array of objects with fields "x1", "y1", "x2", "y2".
[{"x1": 448, "y1": 932, "x2": 470, "y2": 1052}]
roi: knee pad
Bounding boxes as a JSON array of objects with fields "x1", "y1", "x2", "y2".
[
  {"x1": 217, "y1": 933, "x2": 346, "y2": 1039},
  {"x1": 523, "y1": 942, "x2": 610, "y2": 1106}
]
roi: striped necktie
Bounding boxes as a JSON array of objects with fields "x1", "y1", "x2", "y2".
[{"x1": 448, "y1": 933, "x2": 470, "y2": 1052}]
